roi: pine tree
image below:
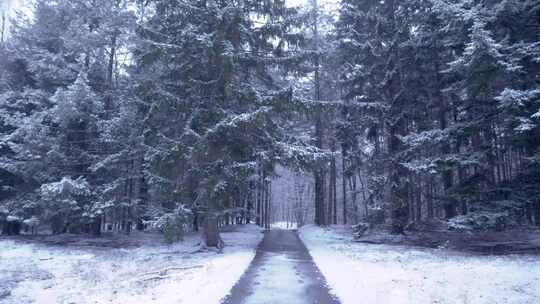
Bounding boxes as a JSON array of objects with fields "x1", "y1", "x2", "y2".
[
  {"x1": 0, "y1": 0, "x2": 136, "y2": 234},
  {"x1": 337, "y1": 0, "x2": 423, "y2": 232},
  {"x1": 135, "y1": 0, "x2": 306, "y2": 246}
]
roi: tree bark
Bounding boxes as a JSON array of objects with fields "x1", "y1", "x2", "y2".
[
  {"x1": 327, "y1": 153, "x2": 334, "y2": 224},
  {"x1": 389, "y1": 126, "x2": 409, "y2": 234},
  {"x1": 265, "y1": 180, "x2": 271, "y2": 229},
  {"x1": 332, "y1": 142, "x2": 338, "y2": 225},
  {"x1": 203, "y1": 214, "x2": 223, "y2": 248},
  {"x1": 312, "y1": 0, "x2": 326, "y2": 227},
  {"x1": 435, "y1": 52, "x2": 456, "y2": 220},
  {"x1": 534, "y1": 201, "x2": 540, "y2": 227},
  {"x1": 91, "y1": 217, "x2": 101, "y2": 236},
  {"x1": 1, "y1": 12, "x2": 5, "y2": 46},
  {"x1": 341, "y1": 149, "x2": 348, "y2": 225},
  {"x1": 256, "y1": 169, "x2": 262, "y2": 226},
  {"x1": 385, "y1": 0, "x2": 409, "y2": 234}
]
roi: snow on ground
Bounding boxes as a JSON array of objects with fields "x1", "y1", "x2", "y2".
[
  {"x1": 270, "y1": 221, "x2": 298, "y2": 230},
  {"x1": 241, "y1": 253, "x2": 308, "y2": 303},
  {"x1": 299, "y1": 225, "x2": 540, "y2": 304},
  {"x1": 0, "y1": 224, "x2": 263, "y2": 304}
]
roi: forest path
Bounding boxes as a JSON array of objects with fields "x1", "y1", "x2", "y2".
[{"x1": 221, "y1": 229, "x2": 340, "y2": 304}]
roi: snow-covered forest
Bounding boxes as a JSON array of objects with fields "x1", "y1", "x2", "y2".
[{"x1": 1, "y1": 0, "x2": 540, "y2": 303}]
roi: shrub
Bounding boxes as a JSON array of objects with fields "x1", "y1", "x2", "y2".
[
  {"x1": 40, "y1": 177, "x2": 93, "y2": 234},
  {"x1": 449, "y1": 200, "x2": 525, "y2": 231},
  {"x1": 152, "y1": 205, "x2": 191, "y2": 244},
  {"x1": 449, "y1": 211, "x2": 515, "y2": 231}
]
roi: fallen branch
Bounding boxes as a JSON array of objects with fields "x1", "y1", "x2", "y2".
[{"x1": 141, "y1": 264, "x2": 204, "y2": 277}]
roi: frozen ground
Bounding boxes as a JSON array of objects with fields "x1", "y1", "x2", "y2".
[
  {"x1": 0, "y1": 224, "x2": 263, "y2": 304},
  {"x1": 299, "y1": 225, "x2": 540, "y2": 304}
]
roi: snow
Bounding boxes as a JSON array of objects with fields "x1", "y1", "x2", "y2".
[
  {"x1": 299, "y1": 225, "x2": 540, "y2": 304},
  {"x1": 270, "y1": 221, "x2": 298, "y2": 230},
  {"x1": 286, "y1": 0, "x2": 340, "y2": 12},
  {"x1": 241, "y1": 253, "x2": 307, "y2": 303},
  {"x1": 6, "y1": 215, "x2": 20, "y2": 222},
  {"x1": 0, "y1": 224, "x2": 263, "y2": 304}
]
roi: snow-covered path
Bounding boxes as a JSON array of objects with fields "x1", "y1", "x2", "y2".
[
  {"x1": 0, "y1": 225, "x2": 263, "y2": 304},
  {"x1": 300, "y1": 225, "x2": 540, "y2": 304},
  {"x1": 222, "y1": 229, "x2": 339, "y2": 304}
]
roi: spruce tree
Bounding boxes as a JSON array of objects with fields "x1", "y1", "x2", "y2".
[{"x1": 135, "y1": 0, "x2": 305, "y2": 246}]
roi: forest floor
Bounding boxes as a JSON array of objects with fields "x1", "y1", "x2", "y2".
[
  {"x1": 300, "y1": 225, "x2": 540, "y2": 304},
  {"x1": 222, "y1": 229, "x2": 339, "y2": 304},
  {"x1": 356, "y1": 223, "x2": 540, "y2": 255},
  {"x1": 0, "y1": 224, "x2": 263, "y2": 304}
]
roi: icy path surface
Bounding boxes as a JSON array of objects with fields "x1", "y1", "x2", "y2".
[
  {"x1": 222, "y1": 229, "x2": 339, "y2": 304},
  {"x1": 0, "y1": 224, "x2": 263, "y2": 304},
  {"x1": 300, "y1": 225, "x2": 540, "y2": 304}
]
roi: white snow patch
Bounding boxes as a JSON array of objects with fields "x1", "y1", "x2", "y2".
[
  {"x1": 299, "y1": 225, "x2": 540, "y2": 304},
  {"x1": 270, "y1": 221, "x2": 298, "y2": 230},
  {"x1": 0, "y1": 224, "x2": 263, "y2": 304}
]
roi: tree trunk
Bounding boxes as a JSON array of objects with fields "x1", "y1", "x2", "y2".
[
  {"x1": 1, "y1": 12, "x2": 5, "y2": 46},
  {"x1": 358, "y1": 172, "x2": 369, "y2": 219},
  {"x1": 351, "y1": 174, "x2": 358, "y2": 223},
  {"x1": 341, "y1": 151, "x2": 348, "y2": 225},
  {"x1": 91, "y1": 217, "x2": 101, "y2": 237},
  {"x1": 246, "y1": 182, "x2": 253, "y2": 224},
  {"x1": 389, "y1": 128, "x2": 409, "y2": 234},
  {"x1": 203, "y1": 214, "x2": 223, "y2": 248},
  {"x1": 261, "y1": 172, "x2": 267, "y2": 228},
  {"x1": 193, "y1": 213, "x2": 199, "y2": 231},
  {"x1": 442, "y1": 170, "x2": 457, "y2": 219},
  {"x1": 332, "y1": 143, "x2": 338, "y2": 225},
  {"x1": 312, "y1": 0, "x2": 326, "y2": 227},
  {"x1": 2, "y1": 220, "x2": 21, "y2": 235},
  {"x1": 327, "y1": 154, "x2": 334, "y2": 224},
  {"x1": 265, "y1": 180, "x2": 271, "y2": 229},
  {"x1": 416, "y1": 178, "x2": 422, "y2": 222},
  {"x1": 435, "y1": 54, "x2": 456, "y2": 220},
  {"x1": 534, "y1": 201, "x2": 540, "y2": 227},
  {"x1": 386, "y1": 0, "x2": 408, "y2": 234},
  {"x1": 256, "y1": 170, "x2": 262, "y2": 226}
]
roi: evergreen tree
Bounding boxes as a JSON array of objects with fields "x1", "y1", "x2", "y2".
[
  {"x1": 0, "y1": 0, "x2": 135, "y2": 234},
  {"x1": 135, "y1": 0, "x2": 306, "y2": 246}
]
